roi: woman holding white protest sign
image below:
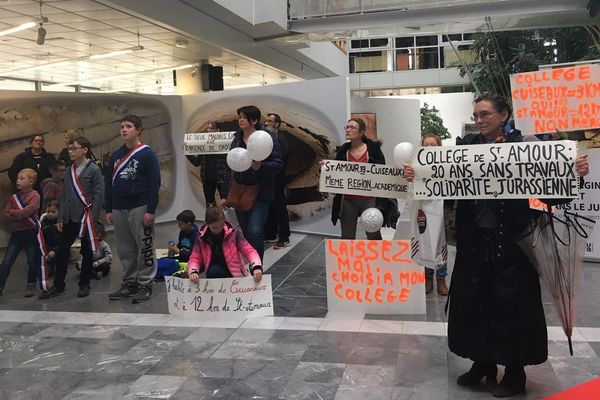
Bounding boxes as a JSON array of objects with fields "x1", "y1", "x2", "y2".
[
  {"x1": 404, "y1": 93, "x2": 589, "y2": 398},
  {"x1": 329, "y1": 118, "x2": 397, "y2": 240}
]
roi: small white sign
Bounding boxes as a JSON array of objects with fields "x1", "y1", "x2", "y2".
[
  {"x1": 325, "y1": 239, "x2": 425, "y2": 314},
  {"x1": 165, "y1": 276, "x2": 274, "y2": 319},
  {"x1": 319, "y1": 160, "x2": 408, "y2": 199},
  {"x1": 183, "y1": 131, "x2": 236, "y2": 155},
  {"x1": 413, "y1": 141, "x2": 579, "y2": 200}
]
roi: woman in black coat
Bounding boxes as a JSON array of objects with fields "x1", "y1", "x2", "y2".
[
  {"x1": 404, "y1": 93, "x2": 589, "y2": 397},
  {"x1": 8, "y1": 135, "x2": 57, "y2": 193}
]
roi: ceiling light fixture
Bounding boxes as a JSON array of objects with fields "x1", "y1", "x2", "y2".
[
  {"x1": 89, "y1": 45, "x2": 144, "y2": 60},
  {"x1": 0, "y1": 21, "x2": 37, "y2": 37}
]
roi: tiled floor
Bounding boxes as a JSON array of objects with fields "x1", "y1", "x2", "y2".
[{"x1": 1, "y1": 221, "x2": 599, "y2": 399}]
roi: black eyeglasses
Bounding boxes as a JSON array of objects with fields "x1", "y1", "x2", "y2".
[{"x1": 68, "y1": 146, "x2": 83, "y2": 152}]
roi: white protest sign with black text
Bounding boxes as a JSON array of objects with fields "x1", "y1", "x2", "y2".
[
  {"x1": 319, "y1": 160, "x2": 408, "y2": 199},
  {"x1": 183, "y1": 131, "x2": 236, "y2": 155},
  {"x1": 413, "y1": 141, "x2": 579, "y2": 200},
  {"x1": 325, "y1": 239, "x2": 425, "y2": 314},
  {"x1": 165, "y1": 276, "x2": 274, "y2": 319},
  {"x1": 556, "y1": 148, "x2": 600, "y2": 262}
]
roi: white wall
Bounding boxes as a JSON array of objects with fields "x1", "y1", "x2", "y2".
[
  {"x1": 390, "y1": 92, "x2": 475, "y2": 143},
  {"x1": 350, "y1": 97, "x2": 421, "y2": 163}
]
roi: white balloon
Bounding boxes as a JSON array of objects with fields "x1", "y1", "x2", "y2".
[
  {"x1": 393, "y1": 142, "x2": 415, "y2": 167},
  {"x1": 359, "y1": 207, "x2": 384, "y2": 233},
  {"x1": 227, "y1": 147, "x2": 252, "y2": 172},
  {"x1": 246, "y1": 130, "x2": 273, "y2": 161}
]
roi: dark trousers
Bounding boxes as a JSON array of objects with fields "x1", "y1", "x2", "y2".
[
  {"x1": 264, "y1": 180, "x2": 290, "y2": 242},
  {"x1": 54, "y1": 222, "x2": 92, "y2": 290},
  {"x1": 0, "y1": 229, "x2": 39, "y2": 288},
  {"x1": 235, "y1": 201, "x2": 270, "y2": 260},
  {"x1": 206, "y1": 263, "x2": 233, "y2": 279},
  {"x1": 203, "y1": 179, "x2": 222, "y2": 206},
  {"x1": 95, "y1": 261, "x2": 111, "y2": 276}
]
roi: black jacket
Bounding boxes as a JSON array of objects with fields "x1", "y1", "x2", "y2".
[
  {"x1": 8, "y1": 147, "x2": 57, "y2": 192},
  {"x1": 330, "y1": 138, "x2": 398, "y2": 227},
  {"x1": 221, "y1": 128, "x2": 284, "y2": 204},
  {"x1": 448, "y1": 131, "x2": 555, "y2": 366}
]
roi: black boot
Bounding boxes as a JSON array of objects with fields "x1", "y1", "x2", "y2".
[
  {"x1": 493, "y1": 366, "x2": 526, "y2": 398},
  {"x1": 457, "y1": 361, "x2": 497, "y2": 387}
]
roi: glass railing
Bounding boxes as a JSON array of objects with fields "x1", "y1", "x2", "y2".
[{"x1": 289, "y1": 0, "x2": 495, "y2": 20}]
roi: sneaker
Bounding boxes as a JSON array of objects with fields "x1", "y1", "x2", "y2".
[
  {"x1": 108, "y1": 284, "x2": 139, "y2": 300},
  {"x1": 77, "y1": 285, "x2": 90, "y2": 298},
  {"x1": 273, "y1": 240, "x2": 290, "y2": 249},
  {"x1": 38, "y1": 286, "x2": 65, "y2": 300},
  {"x1": 95, "y1": 271, "x2": 103, "y2": 280},
  {"x1": 264, "y1": 237, "x2": 278, "y2": 244},
  {"x1": 132, "y1": 286, "x2": 152, "y2": 304}
]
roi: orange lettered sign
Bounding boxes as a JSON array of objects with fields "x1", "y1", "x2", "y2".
[
  {"x1": 510, "y1": 64, "x2": 600, "y2": 135},
  {"x1": 325, "y1": 239, "x2": 425, "y2": 314}
]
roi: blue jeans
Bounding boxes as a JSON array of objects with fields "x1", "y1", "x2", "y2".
[
  {"x1": 235, "y1": 201, "x2": 270, "y2": 260},
  {"x1": 425, "y1": 264, "x2": 448, "y2": 277},
  {"x1": 0, "y1": 229, "x2": 40, "y2": 288}
]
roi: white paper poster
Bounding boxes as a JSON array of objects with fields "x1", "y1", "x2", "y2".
[
  {"x1": 183, "y1": 131, "x2": 236, "y2": 155},
  {"x1": 165, "y1": 276, "x2": 274, "y2": 319},
  {"x1": 325, "y1": 239, "x2": 425, "y2": 314},
  {"x1": 556, "y1": 148, "x2": 600, "y2": 262},
  {"x1": 319, "y1": 160, "x2": 408, "y2": 199},
  {"x1": 412, "y1": 141, "x2": 579, "y2": 200}
]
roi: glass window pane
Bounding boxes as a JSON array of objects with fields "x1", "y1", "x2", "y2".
[
  {"x1": 395, "y1": 49, "x2": 414, "y2": 71},
  {"x1": 370, "y1": 38, "x2": 388, "y2": 47},
  {"x1": 350, "y1": 51, "x2": 388, "y2": 73},
  {"x1": 0, "y1": 79, "x2": 35, "y2": 91},
  {"x1": 442, "y1": 34, "x2": 462, "y2": 42},
  {"x1": 351, "y1": 39, "x2": 369, "y2": 49},
  {"x1": 463, "y1": 33, "x2": 474, "y2": 41},
  {"x1": 395, "y1": 37, "x2": 414, "y2": 48},
  {"x1": 416, "y1": 47, "x2": 439, "y2": 69},
  {"x1": 416, "y1": 35, "x2": 438, "y2": 46}
]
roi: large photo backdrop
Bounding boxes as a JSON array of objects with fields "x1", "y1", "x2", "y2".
[
  {"x1": 181, "y1": 77, "x2": 349, "y2": 235},
  {"x1": 0, "y1": 91, "x2": 183, "y2": 245}
]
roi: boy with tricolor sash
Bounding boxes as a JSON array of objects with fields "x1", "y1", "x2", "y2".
[
  {"x1": 0, "y1": 168, "x2": 42, "y2": 297},
  {"x1": 105, "y1": 114, "x2": 160, "y2": 304},
  {"x1": 39, "y1": 137, "x2": 104, "y2": 299}
]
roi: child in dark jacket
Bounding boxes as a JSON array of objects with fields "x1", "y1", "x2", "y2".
[
  {"x1": 168, "y1": 210, "x2": 199, "y2": 262},
  {"x1": 188, "y1": 207, "x2": 263, "y2": 284},
  {"x1": 156, "y1": 210, "x2": 199, "y2": 280},
  {"x1": 40, "y1": 200, "x2": 61, "y2": 276}
]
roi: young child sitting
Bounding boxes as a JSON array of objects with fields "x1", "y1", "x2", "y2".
[
  {"x1": 168, "y1": 210, "x2": 199, "y2": 262},
  {"x1": 188, "y1": 206, "x2": 263, "y2": 284},
  {"x1": 40, "y1": 200, "x2": 61, "y2": 276},
  {"x1": 0, "y1": 168, "x2": 41, "y2": 297},
  {"x1": 91, "y1": 222, "x2": 112, "y2": 280},
  {"x1": 156, "y1": 210, "x2": 199, "y2": 280}
]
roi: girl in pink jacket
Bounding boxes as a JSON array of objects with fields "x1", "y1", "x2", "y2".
[{"x1": 188, "y1": 207, "x2": 263, "y2": 284}]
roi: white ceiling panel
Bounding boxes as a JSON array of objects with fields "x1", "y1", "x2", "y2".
[{"x1": 0, "y1": 0, "x2": 299, "y2": 92}]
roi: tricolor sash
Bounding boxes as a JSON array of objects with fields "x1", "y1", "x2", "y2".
[
  {"x1": 11, "y1": 194, "x2": 50, "y2": 291},
  {"x1": 111, "y1": 143, "x2": 149, "y2": 183},
  {"x1": 69, "y1": 162, "x2": 100, "y2": 252}
]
